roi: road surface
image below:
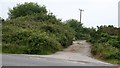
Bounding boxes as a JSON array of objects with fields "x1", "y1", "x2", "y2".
[{"x1": 2, "y1": 54, "x2": 113, "y2": 66}]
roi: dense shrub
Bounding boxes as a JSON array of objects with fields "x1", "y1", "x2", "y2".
[
  {"x1": 8, "y1": 2, "x2": 47, "y2": 19},
  {"x1": 2, "y1": 2, "x2": 75, "y2": 54},
  {"x1": 91, "y1": 43, "x2": 120, "y2": 60},
  {"x1": 2, "y1": 12, "x2": 75, "y2": 54},
  {"x1": 3, "y1": 29, "x2": 63, "y2": 54},
  {"x1": 40, "y1": 24, "x2": 75, "y2": 47},
  {"x1": 89, "y1": 25, "x2": 120, "y2": 64},
  {"x1": 108, "y1": 36, "x2": 120, "y2": 48},
  {"x1": 66, "y1": 19, "x2": 88, "y2": 40}
]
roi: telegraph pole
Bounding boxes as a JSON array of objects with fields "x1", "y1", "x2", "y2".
[{"x1": 79, "y1": 9, "x2": 84, "y2": 23}]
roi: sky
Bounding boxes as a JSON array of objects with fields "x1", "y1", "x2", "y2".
[{"x1": 0, "y1": 0, "x2": 119, "y2": 28}]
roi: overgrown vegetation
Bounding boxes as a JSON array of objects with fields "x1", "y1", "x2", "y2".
[
  {"x1": 66, "y1": 19, "x2": 93, "y2": 40},
  {"x1": 88, "y1": 25, "x2": 120, "y2": 64},
  {"x1": 8, "y1": 2, "x2": 47, "y2": 19},
  {"x1": 66, "y1": 19, "x2": 120, "y2": 64},
  {"x1": 2, "y1": 2, "x2": 75, "y2": 54},
  {"x1": 2, "y1": 2, "x2": 120, "y2": 64}
]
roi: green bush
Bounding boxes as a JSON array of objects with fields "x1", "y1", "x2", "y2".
[
  {"x1": 2, "y1": 11, "x2": 75, "y2": 54},
  {"x1": 3, "y1": 29, "x2": 63, "y2": 54},
  {"x1": 108, "y1": 36, "x2": 120, "y2": 48},
  {"x1": 40, "y1": 24, "x2": 75, "y2": 47},
  {"x1": 90, "y1": 26, "x2": 120, "y2": 64},
  {"x1": 91, "y1": 43, "x2": 120, "y2": 60},
  {"x1": 65, "y1": 19, "x2": 84, "y2": 40},
  {"x1": 8, "y1": 2, "x2": 47, "y2": 19}
]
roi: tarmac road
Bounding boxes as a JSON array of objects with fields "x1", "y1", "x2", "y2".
[{"x1": 2, "y1": 54, "x2": 113, "y2": 66}]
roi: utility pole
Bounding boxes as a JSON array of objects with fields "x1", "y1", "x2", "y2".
[{"x1": 79, "y1": 9, "x2": 84, "y2": 23}]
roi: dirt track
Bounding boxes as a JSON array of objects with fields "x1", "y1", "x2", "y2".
[
  {"x1": 29, "y1": 40, "x2": 113, "y2": 65},
  {"x1": 63, "y1": 40, "x2": 92, "y2": 57}
]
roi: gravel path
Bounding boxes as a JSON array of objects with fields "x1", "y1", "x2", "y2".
[
  {"x1": 29, "y1": 40, "x2": 113, "y2": 65},
  {"x1": 63, "y1": 40, "x2": 92, "y2": 57}
]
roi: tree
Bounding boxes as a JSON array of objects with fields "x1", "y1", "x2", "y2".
[
  {"x1": 8, "y1": 2, "x2": 47, "y2": 19},
  {"x1": 66, "y1": 19, "x2": 83, "y2": 39}
]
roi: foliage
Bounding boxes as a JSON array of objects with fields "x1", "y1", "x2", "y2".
[
  {"x1": 65, "y1": 19, "x2": 120, "y2": 64},
  {"x1": 8, "y1": 2, "x2": 47, "y2": 19},
  {"x1": 3, "y1": 29, "x2": 63, "y2": 54},
  {"x1": 97, "y1": 25, "x2": 118, "y2": 36},
  {"x1": 2, "y1": 2, "x2": 120, "y2": 64},
  {"x1": 66, "y1": 19, "x2": 85, "y2": 40},
  {"x1": 89, "y1": 25, "x2": 120, "y2": 64},
  {"x1": 66, "y1": 19, "x2": 96, "y2": 40},
  {"x1": 2, "y1": 2, "x2": 75, "y2": 55},
  {"x1": 2, "y1": 16, "x2": 75, "y2": 54}
]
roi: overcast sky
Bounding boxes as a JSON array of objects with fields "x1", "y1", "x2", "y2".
[{"x1": 0, "y1": 0, "x2": 119, "y2": 27}]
